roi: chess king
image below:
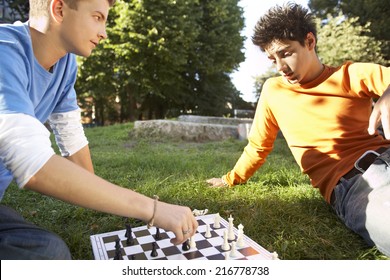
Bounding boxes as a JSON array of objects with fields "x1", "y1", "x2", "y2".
[{"x1": 0, "y1": 0, "x2": 197, "y2": 260}]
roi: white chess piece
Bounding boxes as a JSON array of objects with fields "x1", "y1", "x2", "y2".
[
  {"x1": 192, "y1": 209, "x2": 208, "y2": 216},
  {"x1": 272, "y1": 251, "x2": 280, "y2": 260},
  {"x1": 213, "y1": 213, "x2": 221, "y2": 228},
  {"x1": 229, "y1": 241, "x2": 237, "y2": 258},
  {"x1": 228, "y1": 215, "x2": 235, "y2": 241},
  {"x1": 224, "y1": 251, "x2": 229, "y2": 260},
  {"x1": 221, "y1": 230, "x2": 230, "y2": 251},
  {"x1": 189, "y1": 236, "x2": 196, "y2": 249},
  {"x1": 236, "y1": 224, "x2": 245, "y2": 247},
  {"x1": 204, "y1": 224, "x2": 212, "y2": 238}
]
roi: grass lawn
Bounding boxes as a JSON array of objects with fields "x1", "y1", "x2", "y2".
[{"x1": 2, "y1": 122, "x2": 388, "y2": 260}]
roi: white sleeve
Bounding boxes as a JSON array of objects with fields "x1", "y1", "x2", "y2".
[
  {"x1": 47, "y1": 109, "x2": 89, "y2": 157},
  {"x1": 0, "y1": 113, "x2": 55, "y2": 188}
]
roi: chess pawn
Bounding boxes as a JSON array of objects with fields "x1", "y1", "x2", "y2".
[
  {"x1": 213, "y1": 213, "x2": 221, "y2": 229},
  {"x1": 236, "y1": 224, "x2": 245, "y2": 247},
  {"x1": 182, "y1": 239, "x2": 190, "y2": 251},
  {"x1": 221, "y1": 230, "x2": 230, "y2": 251},
  {"x1": 229, "y1": 241, "x2": 237, "y2": 258},
  {"x1": 204, "y1": 224, "x2": 212, "y2": 238},
  {"x1": 154, "y1": 227, "x2": 161, "y2": 240},
  {"x1": 189, "y1": 236, "x2": 196, "y2": 249},
  {"x1": 150, "y1": 242, "x2": 158, "y2": 257}
]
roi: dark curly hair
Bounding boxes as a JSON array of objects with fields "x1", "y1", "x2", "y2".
[{"x1": 252, "y1": 2, "x2": 317, "y2": 51}]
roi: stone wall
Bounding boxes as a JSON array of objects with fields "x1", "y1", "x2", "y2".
[{"x1": 132, "y1": 115, "x2": 253, "y2": 142}]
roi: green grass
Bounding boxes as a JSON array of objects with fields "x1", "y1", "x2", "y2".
[{"x1": 2, "y1": 122, "x2": 388, "y2": 260}]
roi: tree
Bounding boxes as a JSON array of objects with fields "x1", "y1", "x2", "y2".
[
  {"x1": 182, "y1": 0, "x2": 245, "y2": 117},
  {"x1": 316, "y1": 13, "x2": 387, "y2": 66},
  {"x1": 76, "y1": 0, "x2": 246, "y2": 124},
  {"x1": 1, "y1": 0, "x2": 29, "y2": 22},
  {"x1": 309, "y1": 0, "x2": 390, "y2": 64}
]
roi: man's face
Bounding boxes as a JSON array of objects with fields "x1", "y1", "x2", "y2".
[
  {"x1": 59, "y1": 0, "x2": 110, "y2": 57},
  {"x1": 264, "y1": 35, "x2": 314, "y2": 85}
]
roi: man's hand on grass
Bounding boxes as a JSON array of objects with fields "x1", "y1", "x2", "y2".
[{"x1": 206, "y1": 178, "x2": 227, "y2": 188}]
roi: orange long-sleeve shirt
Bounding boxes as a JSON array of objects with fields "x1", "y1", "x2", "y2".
[{"x1": 224, "y1": 62, "x2": 390, "y2": 203}]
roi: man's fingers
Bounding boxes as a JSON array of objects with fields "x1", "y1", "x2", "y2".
[
  {"x1": 381, "y1": 110, "x2": 390, "y2": 139},
  {"x1": 206, "y1": 178, "x2": 225, "y2": 187},
  {"x1": 368, "y1": 106, "x2": 380, "y2": 135}
]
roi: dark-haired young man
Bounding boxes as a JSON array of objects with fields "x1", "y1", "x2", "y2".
[{"x1": 207, "y1": 3, "x2": 390, "y2": 257}]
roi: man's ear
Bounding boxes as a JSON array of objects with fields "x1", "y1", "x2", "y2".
[
  {"x1": 306, "y1": 32, "x2": 316, "y2": 50},
  {"x1": 50, "y1": 0, "x2": 65, "y2": 23}
]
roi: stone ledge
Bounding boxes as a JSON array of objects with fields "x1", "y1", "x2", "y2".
[
  {"x1": 177, "y1": 115, "x2": 253, "y2": 126},
  {"x1": 133, "y1": 119, "x2": 238, "y2": 141}
]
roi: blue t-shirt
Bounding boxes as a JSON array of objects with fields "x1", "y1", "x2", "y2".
[{"x1": 0, "y1": 21, "x2": 79, "y2": 198}]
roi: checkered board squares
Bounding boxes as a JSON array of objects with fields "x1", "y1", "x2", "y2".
[{"x1": 90, "y1": 213, "x2": 275, "y2": 260}]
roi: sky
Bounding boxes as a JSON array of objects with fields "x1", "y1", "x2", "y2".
[{"x1": 231, "y1": 0, "x2": 309, "y2": 102}]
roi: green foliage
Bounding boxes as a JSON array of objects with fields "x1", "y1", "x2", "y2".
[
  {"x1": 1, "y1": 0, "x2": 29, "y2": 22},
  {"x1": 253, "y1": 68, "x2": 279, "y2": 100},
  {"x1": 76, "y1": 0, "x2": 246, "y2": 124},
  {"x1": 316, "y1": 13, "x2": 388, "y2": 66},
  {"x1": 2, "y1": 123, "x2": 388, "y2": 259},
  {"x1": 309, "y1": 0, "x2": 390, "y2": 64}
]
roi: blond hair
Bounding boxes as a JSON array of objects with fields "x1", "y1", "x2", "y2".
[{"x1": 29, "y1": 0, "x2": 116, "y2": 18}]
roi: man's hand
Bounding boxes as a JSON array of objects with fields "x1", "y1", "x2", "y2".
[
  {"x1": 368, "y1": 85, "x2": 390, "y2": 139},
  {"x1": 206, "y1": 178, "x2": 228, "y2": 188}
]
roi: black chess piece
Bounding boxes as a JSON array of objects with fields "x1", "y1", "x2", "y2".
[
  {"x1": 154, "y1": 227, "x2": 161, "y2": 240},
  {"x1": 126, "y1": 233, "x2": 134, "y2": 246},
  {"x1": 113, "y1": 238, "x2": 123, "y2": 260},
  {"x1": 181, "y1": 239, "x2": 190, "y2": 251},
  {"x1": 150, "y1": 242, "x2": 158, "y2": 257},
  {"x1": 125, "y1": 224, "x2": 132, "y2": 238}
]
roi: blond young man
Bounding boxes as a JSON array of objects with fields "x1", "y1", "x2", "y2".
[
  {"x1": 0, "y1": 0, "x2": 197, "y2": 259},
  {"x1": 207, "y1": 3, "x2": 390, "y2": 257}
]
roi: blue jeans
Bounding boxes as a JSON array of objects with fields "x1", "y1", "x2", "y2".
[
  {"x1": 331, "y1": 151, "x2": 390, "y2": 257},
  {"x1": 0, "y1": 205, "x2": 71, "y2": 259}
]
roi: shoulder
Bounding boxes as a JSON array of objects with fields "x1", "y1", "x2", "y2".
[
  {"x1": 263, "y1": 76, "x2": 283, "y2": 90},
  {"x1": 341, "y1": 61, "x2": 389, "y2": 77},
  {"x1": 0, "y1": 22, "x2": 32, "y2": 61},
  {"x1": 0, "y1": 21, "x2": 30, "y2": 46}
]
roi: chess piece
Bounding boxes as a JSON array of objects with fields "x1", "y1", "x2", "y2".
[
  {"x1": 189, "y1": 235, "x2": 196, "y2": 249},
  {"x1": 236, "y1": 223, "x2": 245, "y2": 247},
  {"x1": 182, "y1": 239, "x2": 190, "y2": 251},
  {"x1": 113, "y1": 238, "x2": 123, "y2": 260},
  {"x1": 150, "y1": 242, "x2": 158, "y2": 257},
  {"x1": 224, "y1": 251, "x2": 229, "y2": 260},
  {"x1": 213, "y1": 213, "x2": 221, "y2": 229},
  {"x1": 154, "y1": 227, "x2": 161, "y2": 240},
  {"x1": 126, "y1": 233, "x2": 135, "y2": 246},
  {"x1": 124, "y1": 224, "x2": 132, "y2": 238},
  {"x1": 272, "y1": 251, "x2": 280, "y2": 260},
  {"x1": 221, "y1": 230, "x2": 230, "y2": 251},
  {"x1": 228, "y1": 215, "x2": 235, "y2": 241},
  {"x1": 204, "y1": 224, "x2": 212, "y2": 238},
  {"x1": 229, "y1": 241, "x2": 237, "y2": 258}
]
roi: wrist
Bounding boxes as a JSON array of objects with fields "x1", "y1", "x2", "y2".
[
  {"x1": 221, "y1": 176, "x2": 230, "y2": 187},
  {"x1": 147, "y1": 195, "x2": 159, "y2": 228}
]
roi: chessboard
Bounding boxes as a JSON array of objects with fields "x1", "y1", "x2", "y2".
[{"x1": 90, "y1": 213, "x2": 278, "y2": 260}]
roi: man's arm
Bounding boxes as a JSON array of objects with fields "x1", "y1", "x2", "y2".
[
  {"x1": 25, "y1": 154, "x2": 197, "y2": 245},
  {"x1": 0, "y1": 114, "x2": 197, "y2": 244},
  {"x1": 66, "y1": 145, "x2": 94, "y2": 173}
]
